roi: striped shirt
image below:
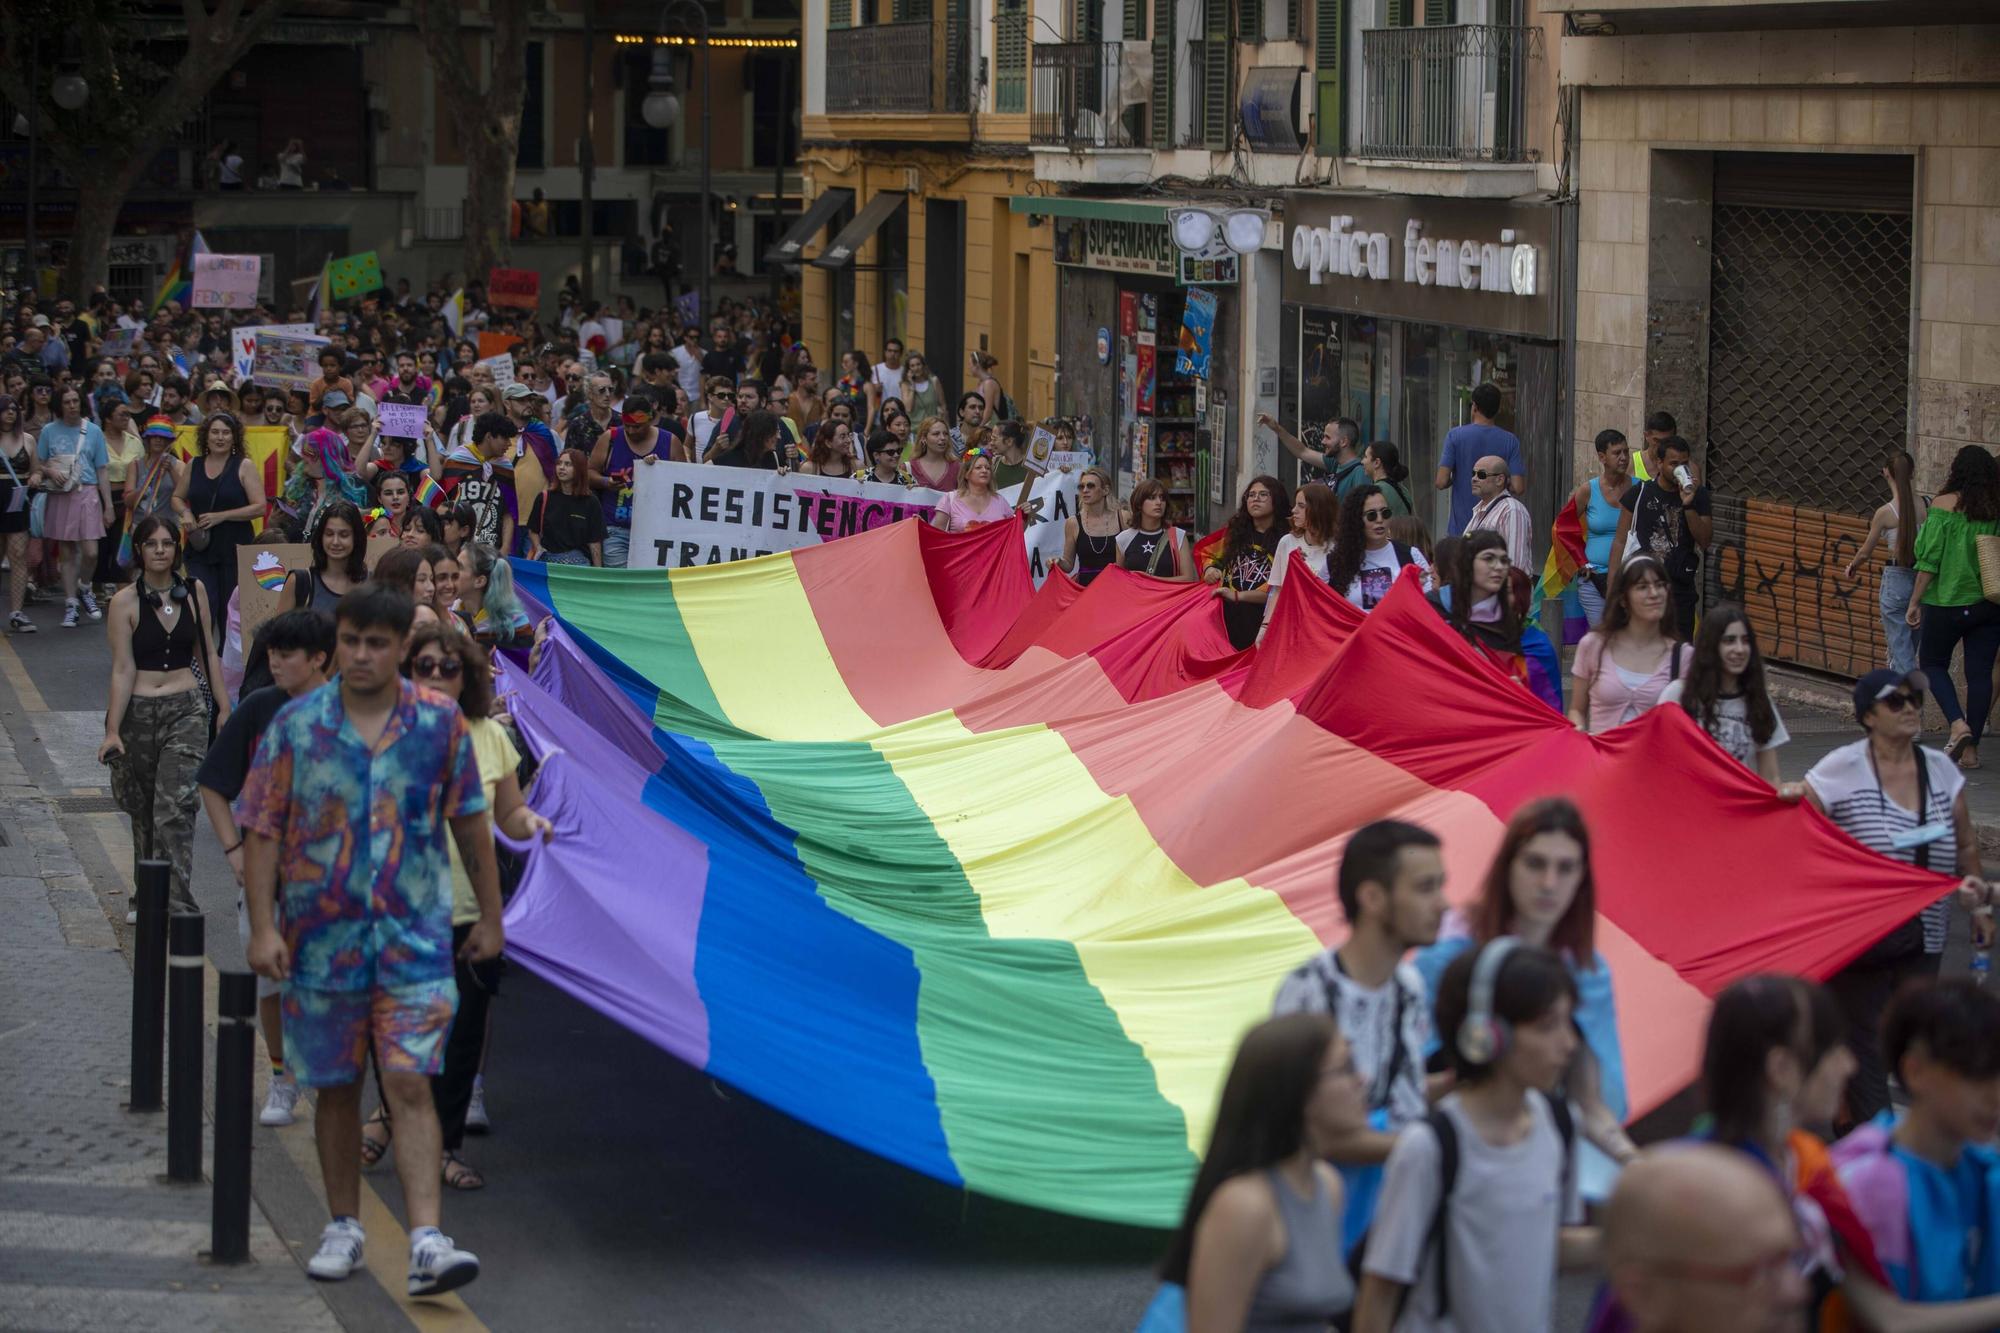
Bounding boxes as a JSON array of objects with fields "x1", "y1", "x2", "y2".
[{"x1": 1803, "y1": 740, "x2": 1960, "y2": 953}]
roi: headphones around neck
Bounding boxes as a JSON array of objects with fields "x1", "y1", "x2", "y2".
[
  {"x1": 140, "y1": 578, "x2": 189, "y2": 610},
  {"x1": 1455, "y1": 936, "x2": 1522, "y2": 1067}
]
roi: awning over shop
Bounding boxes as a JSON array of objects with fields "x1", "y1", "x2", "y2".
[
  {"x1": 1008, "y1": 195, "x2": 1170, "y2": 226},
  {"x1": 765, "y1": 188, "x2": 852, "y2": 266},
  {"x1": 811, "y1": 191, "x2": 906, "y2": 270}
]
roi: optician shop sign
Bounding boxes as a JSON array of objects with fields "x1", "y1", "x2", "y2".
[{"x1": 1279, "y1": 193, "x2": 1561, "y2": 340}]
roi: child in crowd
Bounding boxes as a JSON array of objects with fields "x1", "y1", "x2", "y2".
[{"x1": 1831, "y1": 979, "x2": 2000, "y2": 1309}]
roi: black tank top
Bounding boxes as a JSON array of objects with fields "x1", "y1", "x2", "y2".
[
  {"x1": 131, "y1": 586, "x2": 197, "y2": 672},
  {"x1": 1075, "y1": 527, "x2": 1117, "y2": 586}
]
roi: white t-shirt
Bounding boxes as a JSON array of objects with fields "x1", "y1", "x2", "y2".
[
  {"x1": 1803, "y1": 739, "x2": 1960, "y2": 953},
  {"x1": 872, "y1": 361, "x2": 905, "y2": 408},
  {"x1": 1269, "y1": 533, "x2": 1331, "y2": 586},
  {"x1": 670, "y1": 345, "x2": 704, "y2": 401},
  {"x1": 1272, "y1": 952, "x2": 1431, "y2": 1129},
  {"x1": 219, "y1": 154, "x2": 244, "y2": 185},
  {"x1": 1655, "y1": 681, "x2": 1790, "y2": 768},
  {"x1": 1345, "y1": 542, "x2": 1432, "y2": 611},
  {"x1": 1364, "y1": 1094, "x2": 1583, "y2": 1333},
  {"x1": 277, "y1": 151, "x2": 305, "y2": 188}
]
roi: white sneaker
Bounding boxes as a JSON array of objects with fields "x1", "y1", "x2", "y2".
[
  {"x1": 306, "y1": 1217, "x2": 365, "y2": 1282},
  {"x1": 259, "y1": 1076, "x2": 301, "y2": 1126},
  {"x1": 464, "y1": 1076, "x2": 490, "y2": 1134},
  {"x1": 79, "y1": 588, "x2": 102, "y2": 621},
  {"x1": 61, "y1": 601, "x2": 78, "y2": 629},
  {"x1": 6, "y1": 611, "x2": 31, "y2": 634},
  {"x1": 408, "y1": 1228, "x2": 479, "y2": 1297}
]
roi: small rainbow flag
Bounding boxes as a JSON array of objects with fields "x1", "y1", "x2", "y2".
[
  {"x1": 1191, "y1": 525, "x2": 1228, "y2": 571},
  {"x1": 251, "y1": 550, "x2": 287, "y2": 593},
  {"x1": 414, "y1": 473, "x2": 446, "y2": 511},
  {"x1": 148, "y1": 231, "x2": 206, "y2": 315},
  {"x1": 1536, "y1": 494, "x2": 1590, "y2": 645}
]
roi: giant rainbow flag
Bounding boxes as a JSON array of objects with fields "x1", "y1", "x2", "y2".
[{"x1": 499, "y1": 518, "x2": 1950, "y2": 1228}]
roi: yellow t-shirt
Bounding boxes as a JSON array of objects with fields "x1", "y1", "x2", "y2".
[
  {"x1": 103, "y1": 429, "x2": 143, "y2": 485},
  {"x1": 448, "y1": 715, "x2": 522, "y2": 925}
]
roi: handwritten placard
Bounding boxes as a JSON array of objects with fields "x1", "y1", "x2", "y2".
[
  {"x1": 475, "y1": 353, "x2": 517, "y2": 389},
  {"x1": 192, "y1": 254, "x2": 261, "y2": 310},
  {"x1": 376, "y1": 402, "x2": 427, "y2": 440}
]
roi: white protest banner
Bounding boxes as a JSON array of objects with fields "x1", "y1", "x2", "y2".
[
  {"x1": 235, "y1": 323, "x2": 316, "y2": 382},
  {"x1": 376, "y1": 402, "x2": 427, "y2": 440},
  {"x1": 628, "y1": 462, "x2": 1077, "y2": 584},
  {"x1": 476, "y1": 353, "x2": 517, "y2": 389},
  {"x1": 252, "y1": 331, "x2": 329, "y2": 392},
  {"x1": 191, "y1": 253, "x2": 261, "y2": 309},
  {"x1": 1050, "y1": 449, "x2": 1095, "y2": 471}
]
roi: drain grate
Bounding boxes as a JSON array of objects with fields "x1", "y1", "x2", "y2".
[{"x1": 53, "y1": 795, "x2": 123, "y2": 814}]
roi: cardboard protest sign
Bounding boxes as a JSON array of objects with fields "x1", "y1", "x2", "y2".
[
  {"x1": 253, "y1": 332, "x2": 329, "y2": 392},
  {"x1": 238, "y1": 544, "x2": 310, "y2": 641},
  {"x1": 476, "y1": 353, "x2": 517, "y2": 389},
  {"x1": 1024, "y1": 427, "x2": 1056, "y2": 477},
  {"x1": 234, "y1": 322, "x2": 316, "y2": 382},
  {"x1": 487, "y1": 267, "x2": 540, "y2": 311},
  {"x1": 191, "y1": 254, "x2": 261, "y2": 310},
  {"x1": 377, "y1": 402, "x2": 427, "y2": 440},
  {"x1": 326, "y1": 251, "x2": 384, "y2": 300}
]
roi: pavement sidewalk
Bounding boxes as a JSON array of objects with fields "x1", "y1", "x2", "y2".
[{"x1": 0, "y1": 700, "x2": 341, "y2": 1330}]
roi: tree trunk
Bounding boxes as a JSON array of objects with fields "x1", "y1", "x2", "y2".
[
  {"x1": 62, "y1": 159, "x2": 151, "y2": 302},
  {"x1": 461, "y1": 120, "x2": 518, "y2": 282}
]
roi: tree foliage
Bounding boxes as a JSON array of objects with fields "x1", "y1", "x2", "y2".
[{"x1": 413, "y1": 0, "x2": 532, "y2": 284}]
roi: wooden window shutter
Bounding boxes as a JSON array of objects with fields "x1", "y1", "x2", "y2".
[
  {"x1": 830, "y1": 0, "x2": 852, "y2": 26},
  {"x1": 1239, "y1": 0, "x2": 1262, "y2": 41},
  {"x1": 1423, "y1": 0, "x2": 1454, "y2": 22},
  {"x1": 1312, "y1": 0, "x2": 1342, "y2": 154},
  {"x1": 1074, "y1": 0, "x2": 1102, "y2": 40},
  {"x1": 1125, "y1": 0, "x2": 1145, "y2": 40},
  {"x1": 1385, "y1": 0, "x2": 1409, "y2": 24},
  {"x1": 1204, "y1": 0, "x2": 1232, "y2": 146},
  {"x1": 1152, "y1": 0, "x2": 1176, "y2": 145}
]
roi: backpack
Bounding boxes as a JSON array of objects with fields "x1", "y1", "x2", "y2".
[{"x1": 1336, "y1": 1092, "x2": 1577, "y2": 1330}]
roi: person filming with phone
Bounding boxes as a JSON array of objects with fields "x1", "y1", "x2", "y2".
[{"x1": 1608, "y1": 434, "x2": 1712, "y2": 639}]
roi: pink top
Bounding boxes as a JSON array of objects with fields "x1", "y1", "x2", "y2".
[
  {"x1": 1573, "y1": 632, "x2": 1688, "y2": 734},
  {"x1": 909, "y1": 456, "x2": 959, "y2": 491},
  {"x1": 933, "y1": 490, "x2": 1014, "y2": 532}
]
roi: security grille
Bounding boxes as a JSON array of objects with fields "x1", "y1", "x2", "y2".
[{"x1": 1705, "y1": 202, "x2": 1911, "y2": 515}]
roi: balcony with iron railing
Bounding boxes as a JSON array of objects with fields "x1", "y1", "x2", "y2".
[
  {"x1": 824, "y1": 18, "x2": 972, "y2": 116},
  {"x1": 1360, "y1": 24, "x2": 1542, "y2": 163},
  {"x1": 1030, "y1": 42, "x2": 1146, "y2": 149}
]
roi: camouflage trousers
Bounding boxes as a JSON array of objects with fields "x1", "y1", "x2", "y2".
[{"x1": 107, "y1": 689, "x2": 208, "y2": 914}]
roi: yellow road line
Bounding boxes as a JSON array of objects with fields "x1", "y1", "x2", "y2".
[
  {"x1": 0, "y1": 631, "x2": 47, "y2": 713},
  {"x1": 86, "y1": 815, "x2": 489, "y2": 1332}
]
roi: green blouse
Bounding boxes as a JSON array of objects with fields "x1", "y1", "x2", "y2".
[{"x1": 1914, "y1": 504, "x2": 2000, "y2": 606}]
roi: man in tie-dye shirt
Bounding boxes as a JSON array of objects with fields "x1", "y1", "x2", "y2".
[{"x1": 238, "y1": 582, "x2": 502, "y2": 1298}]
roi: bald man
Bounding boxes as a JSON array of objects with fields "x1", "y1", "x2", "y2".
[
  {"x1": 1604, "y1": 1146, "x2": 1805, "y2": 1333},
  {"x1": 1463, "y1": 452, "x2": 1533, "y2": 571}
]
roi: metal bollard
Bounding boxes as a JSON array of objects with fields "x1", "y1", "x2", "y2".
[
  {"x1": 210, "y1": 971, "x2": 256, "y2": 1263},
  {"x1": 166, "y1": 911, "x2": 205, "y2": 1183},
  {"x1": 128, "y1": 861, "x2": 171, "y2": 1112}
]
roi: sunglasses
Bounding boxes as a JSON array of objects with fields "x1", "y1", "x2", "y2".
[
  {"x1": 1363, "y1": 508, "x2": 1392, "y2": 521},
  {"x1": 1471, "y1": 469, "x2": 1504, "y2": 480},
  {"x1": 412, "y1": 656, "x2": 463, "y2": 680},
  {"x1": 1878, "y1": 690, "x2": 1925, "y2": 713}
]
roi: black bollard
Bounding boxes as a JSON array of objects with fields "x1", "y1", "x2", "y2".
[
  {"x1": 166, "y1": 911, "x2": 205, "y2": 1183},
  {"x1": 210, "y1": 970, "x2": 256, "y2": 1263},
  {"x1": 128, "y1": 861, "x2": 171, "y2": 1112}
]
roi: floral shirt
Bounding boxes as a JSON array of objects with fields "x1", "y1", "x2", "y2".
[{"x1": 234, "y1": 679, "x2": 487, "y2": 992}]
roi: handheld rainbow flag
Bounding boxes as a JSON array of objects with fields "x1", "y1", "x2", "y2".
[
  {"x1": 147, "y1": 231, "x2": 207, "y2": 314},
  {"x1": 1191, "y1": 526, "x2": 1228, "y2": 570},
  {"x1": 1537, "y1": 494, "x2": 1590, "y2": 645},
  {"x1": 498, "y1": 518, "x2": 1956, "y2": 1227},
  {"x1": 414, "y1": 473, "x2": 446, "y2": 510}
]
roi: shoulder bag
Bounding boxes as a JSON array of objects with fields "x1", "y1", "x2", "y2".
[{"x1": 1852, "y1": 747, "x2": 1935, "y2": 967}]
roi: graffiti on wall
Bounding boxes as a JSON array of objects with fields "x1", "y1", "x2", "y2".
[{"x1": 1707, "y1": 495, "x2": 1883, "y2": 680}]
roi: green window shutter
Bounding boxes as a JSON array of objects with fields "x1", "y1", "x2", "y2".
[
  {"x1": 830, "y1": 0, "x2": 851, "y2": 26},
  {"x1": 1312, "y1": 0, "x2": 1342, "y2": 154},
  {"x1": 1152, "y1": 0, "x2": 1176, "y2": 146},
  {"x1": 1286, "y1": 0, "x2": 1300, "y2": 40},
  {"x1": 1073, "y1": 0, "x2": 1102, "y2": 40},
  {"x1": 996, "y1": 0, "x2": 1027, "y2": 111},
  {"x1": 1239, "y1": 0, "x2": 1262, "y2": 41},
  {"x1": 1204, "y1": 0, "x2": 1232, "y2": 146},
  {"x1": 1125, "y1": 0, "x2": 1145, "y2": 41},
  {"x1": 894, "y1": 0, "x2": 931, "y2": 19},
  {"x1": 1385, "y1": 0, "x2": 1408, "y2": 24},
  {"x1": 1422, "y1": 0, "x2": 1453, "y2": 22}
]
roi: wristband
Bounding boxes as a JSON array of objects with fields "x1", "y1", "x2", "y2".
[{"x1": 223, "y1": 839, "x2": 243, "y2": 854}]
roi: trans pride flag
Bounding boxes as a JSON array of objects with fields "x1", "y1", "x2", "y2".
[{"x1": 499, "y1": 518, "x2": 1954, "y2": 1227}]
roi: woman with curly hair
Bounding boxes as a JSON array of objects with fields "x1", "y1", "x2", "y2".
[
  {"x1": 1202, "y1": 474, "x2": 1289, "y2": 649},
  {"x1": 1326, "y1": 483, "x2": 1429, "y2": 613},
  {"x1": 1908, "y1": 443, "x2": 2000, "y2": 769}
]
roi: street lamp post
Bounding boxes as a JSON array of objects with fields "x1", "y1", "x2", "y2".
[{"x1": 640, "y1": 1, "x2": 712, "y2": 329}]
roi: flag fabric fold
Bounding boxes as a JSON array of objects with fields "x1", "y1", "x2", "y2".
[{"x1": 1538, "y1": 493, "x2": 1591, "y2": 645}]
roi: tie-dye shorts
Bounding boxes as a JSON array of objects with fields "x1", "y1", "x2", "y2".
[{"x1": 281, "y1": 980, "x2": 459, "y2": 1089}]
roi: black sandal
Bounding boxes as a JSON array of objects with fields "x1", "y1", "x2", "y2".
[
  {"x1": 360, "y1": 1107, "x2": 392, "y2": 1168},
  {"x1": 441, "y1": 1151, "x2": 485, "y2": 1191}
]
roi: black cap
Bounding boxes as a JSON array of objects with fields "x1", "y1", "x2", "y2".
[{"x1": 1853, "y1": 668, "x2": 1925, "y2": 722}]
